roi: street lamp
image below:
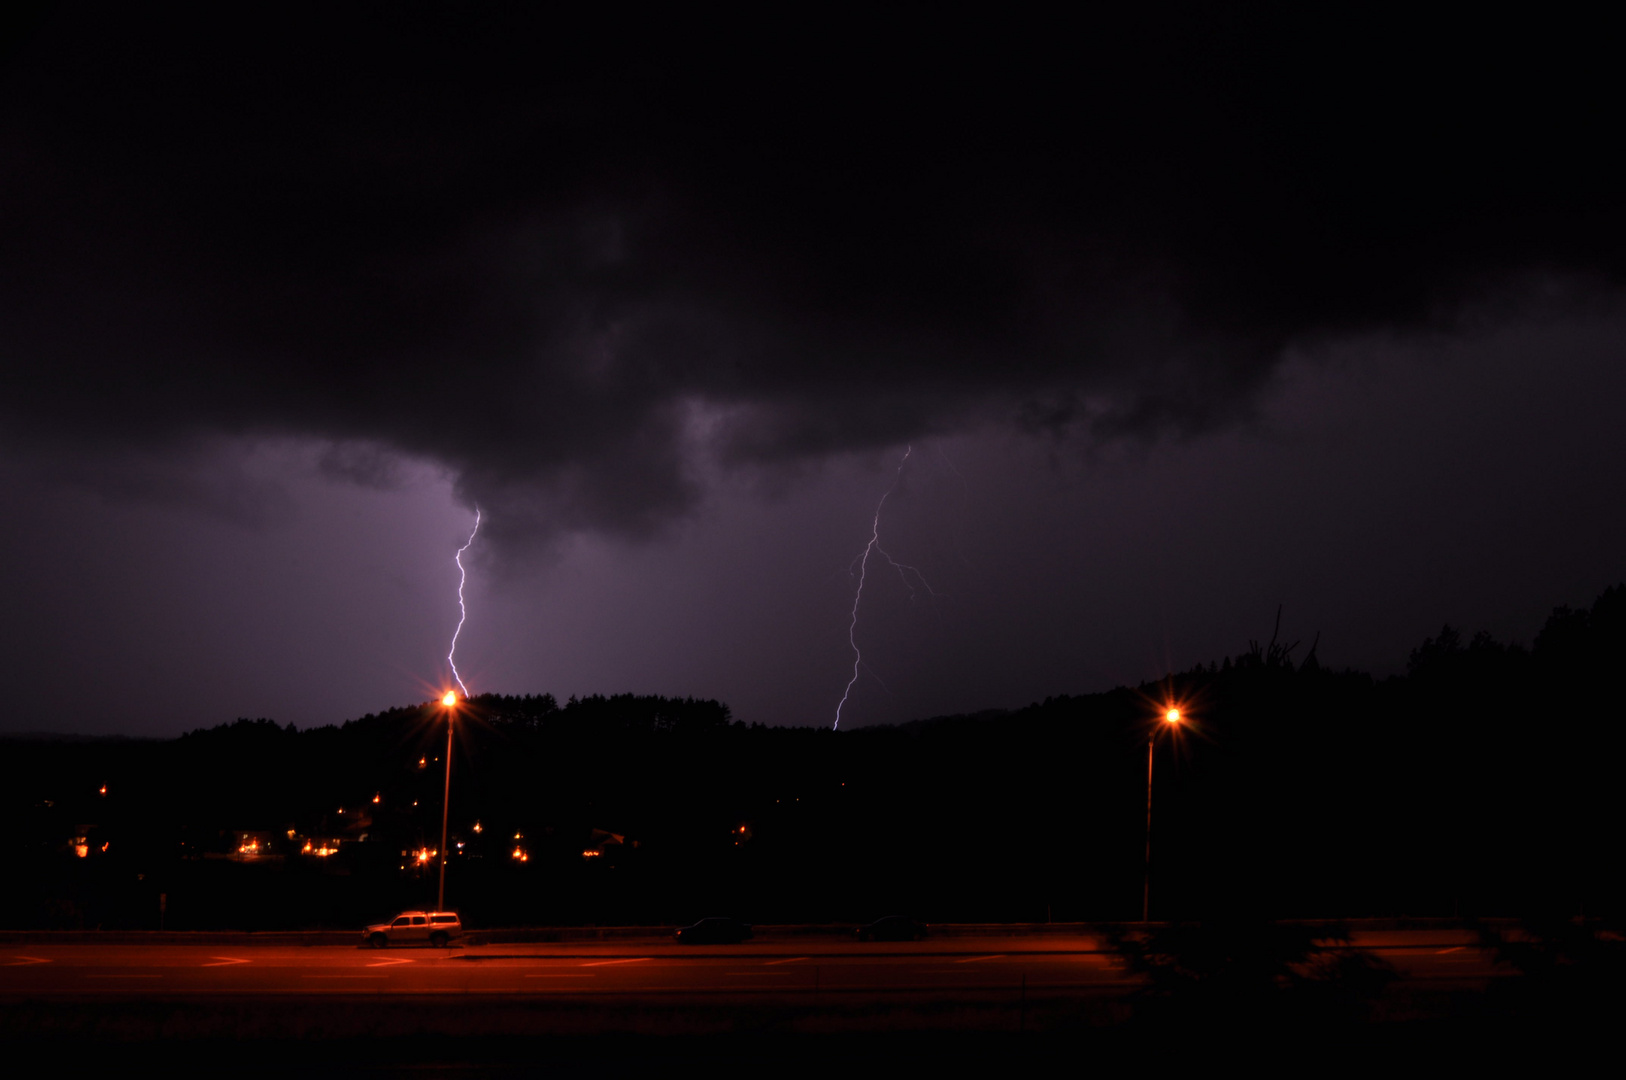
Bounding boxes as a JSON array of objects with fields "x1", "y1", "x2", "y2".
[
  {"x1": 1143, "y1": 707, "x2": 1181, "y2": 922},
  {"x1": 437, "y1": 691, "x2": 457, "y2": 912}
]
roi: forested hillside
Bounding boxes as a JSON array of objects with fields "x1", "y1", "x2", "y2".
[{"x1": 5, "y1": 587, "x2": 1621, "y2": 930}]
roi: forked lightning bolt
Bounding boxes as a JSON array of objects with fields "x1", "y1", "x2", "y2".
[
  {"x1": 834, "y1": 447, "x2": 934, "y2": 730},
  {"x1": 447, "y1": 508, "x2": 481, "y2": 698}
]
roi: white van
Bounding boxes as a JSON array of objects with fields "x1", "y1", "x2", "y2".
[{"x1": 363, "y1": 910, "x2": 463, "y2": 948}]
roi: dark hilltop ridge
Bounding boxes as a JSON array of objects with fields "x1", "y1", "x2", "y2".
[{"x1": 5, "y1": 586, "x2": 1622, "y2": 932}]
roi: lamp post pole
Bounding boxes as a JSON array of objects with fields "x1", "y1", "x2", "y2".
[
  {"x1": 438, "y1": 694, "x2": 456, "y2": 912},
  {"x1": 1143, "y1": 708, "x2": 1181, "y2": 923},
  {"x1": 1143, "y1": 734, "x2": 1155, "y2": 922}
]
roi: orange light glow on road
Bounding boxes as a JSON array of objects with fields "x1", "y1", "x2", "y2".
[{"x1": 443, "y1": 691, "x2": 457, "y2": 706}]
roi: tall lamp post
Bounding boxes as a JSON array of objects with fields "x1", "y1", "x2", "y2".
[
  {"x1": 437, "y1": 691, "x2": 457, "y2": 913},
  {"x1": 1143, "y1": 707, "x2": 1181, "y2": 922}
]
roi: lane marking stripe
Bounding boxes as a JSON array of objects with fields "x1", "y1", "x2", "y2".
[
  {"x1": 367, "y1": 958, "x2": 416, "y2": 967},
  {"x1": 203, "y1": 957, "x2": 250, "y2": 967},
  {"x1": 718, "y1": 983, "x2": 801, "y2": 988},
  {"x1": 5, "y1": 956, "x2": 52, "y2": 966},
  {"x1": 1435, "y1": 946, "x2": 1466, "y2": 954},
  {"x1": 954, "y1": 954, "x2": 1007, "y2": 964},
  {"x1": 764, "y1": 957, "x2": 809, "y2": 965},
  {"x1": 581, "y1": 957, "x2": 652, "y2": 967}
]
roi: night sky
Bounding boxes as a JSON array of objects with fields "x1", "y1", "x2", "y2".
[{"x1": 3, "y1": 6, "x2": 1624, "y2": 734}]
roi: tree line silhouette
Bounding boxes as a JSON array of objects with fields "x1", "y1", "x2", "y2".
[{"x1": 3, "y1": 586, "x2": 1620, "y2": 931}]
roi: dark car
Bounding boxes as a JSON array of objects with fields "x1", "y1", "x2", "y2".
[
  {"x1": 857, "y1": 916, "x2": 927, "y2": 942},
  {"x1": 674, "y1": 917, "x2": 754, "y2": 944}
]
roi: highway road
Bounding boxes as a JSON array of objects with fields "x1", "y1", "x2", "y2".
[
  {"x1": 0, "y1": 929, "x2": 1499, "y2": 998},
  {"x1": 4, "y1": 928, "x2": 1593, "y2": 1076}
]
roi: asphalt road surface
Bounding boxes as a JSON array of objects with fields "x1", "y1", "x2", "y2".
[{"x1": 1, "y1": 929, "x2": 1498, "y2": 998}]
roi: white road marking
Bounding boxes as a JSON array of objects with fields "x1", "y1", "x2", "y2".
[
  {"x1": 1436, "y1": 946, "x2": 1465, "y2": 954},
  {"x1": 367, "y1": 957, "x2": 416, "y2": 967},
  {"x1": 954, "y1": 954, "x2": 1007, "y2": 964},
  {"x1": 721, "y1": 982, "x2": 801, "y2": 989},
  {"x1": 764, "y1": 957, "x2": 809, "y2": 965},
  {"x1": 581, "y1": 957, "x2": 651, "y2": 967},
  {"x1": 203, "y1": 956, "x2": 250, "y2": 967},
  {"x1": 5, "y1": 956, "x2": 52, "y2": 966}
]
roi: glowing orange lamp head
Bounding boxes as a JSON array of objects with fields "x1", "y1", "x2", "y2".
[
  {"x1": 1165, "y1": 708, "x2": 1181, "y2": 724},
  {"x1": 442, "y1": 692, "x2": 457, "y2": 707}
]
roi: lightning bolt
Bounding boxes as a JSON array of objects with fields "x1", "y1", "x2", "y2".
[
  {"x1": 834, "y1": 447, "x2": 933, "y2": 730},
  {"x1": 448, "y1": 508, "x2": 481, "y2": 698}
]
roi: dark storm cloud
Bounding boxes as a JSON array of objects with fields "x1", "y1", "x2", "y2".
[{"x1": 2, "y1": 5, "x2": 1622, "y2": 545}]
